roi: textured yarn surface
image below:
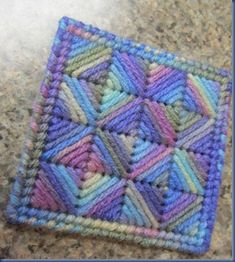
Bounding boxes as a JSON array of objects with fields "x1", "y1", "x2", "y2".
[{"x1": 6, "y1": 17, "x2": 232, "y2": 254}]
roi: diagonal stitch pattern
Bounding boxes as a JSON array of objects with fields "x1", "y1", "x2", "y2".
[{"x1": 6, "y1": 17, "x2": 231, "y2": 254}]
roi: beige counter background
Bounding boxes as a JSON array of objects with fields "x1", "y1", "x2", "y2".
[{"x1": 0, "y1": 0, "x2": 232, "y2": 259}]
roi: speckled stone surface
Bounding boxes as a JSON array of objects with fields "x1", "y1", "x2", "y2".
[{"x1": 0, "y1": 0, "x2": 232, "y2": 259}]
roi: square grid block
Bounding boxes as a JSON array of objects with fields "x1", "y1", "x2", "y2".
[{"x1": 7, "y1": 17, "x2": 231, "y2": 254}]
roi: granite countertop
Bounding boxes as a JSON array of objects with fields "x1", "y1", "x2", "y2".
[{"x1": 0, "y1": 0, "x2": 232, "y2": 259}]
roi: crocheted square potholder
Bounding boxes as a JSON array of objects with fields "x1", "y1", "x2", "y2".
[{"x1": 7, "y1": 17, "x2": 231, "y2": 254}]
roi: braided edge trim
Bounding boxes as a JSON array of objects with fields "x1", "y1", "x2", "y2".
[{"x1": 6, "y1": 16, "x2": 232, "y2": 254}]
